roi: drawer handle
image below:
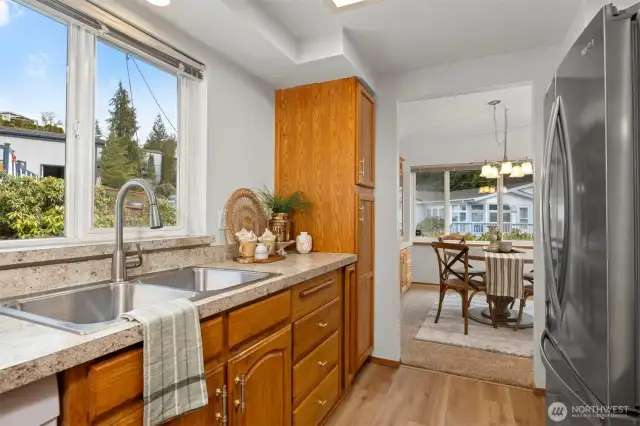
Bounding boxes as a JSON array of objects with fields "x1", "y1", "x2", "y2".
[
  {"x1": 317, "y1": 360, "x2": 328, "y2": 367},
  {"x1": 317, "y1": 322, "x2": 329, "y2": 328},
  {"x1": 215, "y1": 385, "x2": 228, "y2": 425},
  {"x1": 234, "y1": 375, "x2": 246, "y2": 415},
  {"x1": 299, "y1": 280, "x2": 333, "y2": 298},
  {"x1": 359, "y1": 158, "x2": 365, "y2": 177},
  {"x1": 318, "y1": 399, "x2": 328, "y2": 407}
]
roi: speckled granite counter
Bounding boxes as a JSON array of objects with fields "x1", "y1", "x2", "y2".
[{"x1": 0, "y1": 252, "x2": 356, "y2": 395}]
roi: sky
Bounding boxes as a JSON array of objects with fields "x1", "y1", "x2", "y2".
[{"x1": 0, "y1": 0, "x2": 178, "y2": 144}]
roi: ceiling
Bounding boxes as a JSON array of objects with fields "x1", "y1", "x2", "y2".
[
  {"x1": 123, "y1": 0, "x2": 582, "y2": 88},
  {"x1": 399, "y1": 85, "x2": 533, "y2": 164}
]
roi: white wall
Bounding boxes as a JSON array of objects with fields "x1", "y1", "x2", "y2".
[
  {"x1": 101, "y1": 1, "x2": 275, "y2": 241},
  {"x1": 372, "y1": 87, "x2": 401, "y2": 361},
  {"x1": 0, "y1": 135, "x2": 65, "y2": 174}
]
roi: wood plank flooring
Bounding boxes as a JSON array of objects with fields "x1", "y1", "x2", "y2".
[{"x1": 326, "y1": 363, "x2": 546, "y2": 426}]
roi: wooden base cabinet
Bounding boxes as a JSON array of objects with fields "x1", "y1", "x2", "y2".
[
  {"x1": 59, "y1": 269, "x2": 352, "y2": 426},
  {"x1": 400, "y1": 247, "x2": 412, "y2": 295},
  {"x1": 228, "y1": 326, "x2": 292, "y2": 426}
]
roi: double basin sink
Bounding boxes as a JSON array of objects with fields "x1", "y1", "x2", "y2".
[{"x1": 0, "y1": 267, "x2": 279, "y2": 334}]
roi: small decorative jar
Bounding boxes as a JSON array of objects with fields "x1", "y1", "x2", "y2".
[
  {"x1": 296, "y1": 232, "x2": 312, "y2": 254},
  {"x1": 254, "y1": 243, "x2": 269, "y2": 260}
]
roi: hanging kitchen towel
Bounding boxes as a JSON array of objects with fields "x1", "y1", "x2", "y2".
[
  {"x1": 485, "y1": 252, "x2": 525, "y2": 299},
  {"x1": 119, "y1": 298, "x2": 208, "y2": 426}
]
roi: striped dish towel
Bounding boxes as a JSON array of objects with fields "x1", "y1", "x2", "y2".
[
  {"x1": 485, "y1": 252, "x2": 525, "y2": 299},
  {"x1": 119, "y1": 298, "x2": 208, "y2": 426}
]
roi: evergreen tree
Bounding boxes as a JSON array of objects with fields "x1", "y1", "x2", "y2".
[
  {"x1": 144, "y1": 115, "x2": 168, "y2": 151},
  {"x1": 99, "y1": 137, "x2": 136, "y2": 188},
  {"x1": 141, "y1": 154, "x2": 157, "y2": 184},
  {"x1": 160, "y1": 135, "x2": 177, "y2": 186},
  {"x1": 106, "y1": 81, "x2": 141, "y2": 173},
  {"x1": 95, "y1": 120, "x2": 104, "y2": 140}
]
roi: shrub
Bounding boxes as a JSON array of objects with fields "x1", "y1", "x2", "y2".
[
  {"x1": 416, "y1": 217, "x2": 445, "y2": 237},
  {"x1": 0, "y1": 174, "x2": 177, "y2": 239}
]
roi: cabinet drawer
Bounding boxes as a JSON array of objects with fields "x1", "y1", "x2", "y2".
[
  {"x1": 293, "y1": 298, "x2": 340, "y2": 362},
  {"x1": 293, "y1": 366, "x2": 340, "y2": 426},
  {"x1": 88, "y1": 348, "x2": 143, "y2": 420},
  {"x1": 292, "y1": 271, "x2": 340, "y2": 321},
  {"x1": 293, "y1": 331, "x2": 339, "y2": 407},
  {"x1": 228, "y1": 290, "x2": 291, "y2": 349}
]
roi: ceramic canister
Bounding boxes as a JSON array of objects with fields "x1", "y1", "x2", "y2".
[{"x1": 296, "y1": 232, "x2": 312, "y2": 254}]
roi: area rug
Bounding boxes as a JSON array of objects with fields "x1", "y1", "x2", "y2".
[{"x1": 414, "y1": 292, "x2": 534, "y2": 358}]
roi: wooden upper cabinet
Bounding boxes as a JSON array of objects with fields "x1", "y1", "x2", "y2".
[
  {"x1": 227, "y1": 326, "x2": 292, "y2": 426},
  {"x1": 356, "y1": 83, "x2": 375, "y2": 188}
]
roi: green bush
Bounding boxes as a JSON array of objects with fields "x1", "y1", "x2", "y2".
[
  {"x1": 0, "y1": 174, "x2": 177, "y2": 239},
  {"x1": 416, "y1": 217, "x2": 445, "y2": 237}
]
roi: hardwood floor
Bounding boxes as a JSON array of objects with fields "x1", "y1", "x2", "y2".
[{"x1": 326, "y1": 363, "x2": 546, "y2": 426}]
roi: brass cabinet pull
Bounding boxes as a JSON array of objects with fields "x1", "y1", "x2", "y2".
[
  {"x1": 317, "y1": 360, "x2": 327, "y2": 367},
  {"x1": 215, "y1": 385, "x2": 228, "y2": 425},
  {"x1": 317, "y1": 400, "x2": 327, "y2": 407},
  {"x1": 234, "y1": 375, "x2": 246, "y2": 414},
  {"x1": 299, "y1": 280, "x2": 333, "y2": 298},
  {"x1": 359, "y1": 158, "x2": 365, "y2": 177},
  {"x1": 317, "y1": 322, "x2": 328, "y2": 328}
]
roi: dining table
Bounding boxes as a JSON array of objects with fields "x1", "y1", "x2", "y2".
[{"x1": 446, "y1": 246, "x2": 534, "y2": 329}]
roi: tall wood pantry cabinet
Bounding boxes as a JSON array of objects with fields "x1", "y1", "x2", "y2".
[{"x1": 275, "y1": 76, "x2": 375, "y2": 388}]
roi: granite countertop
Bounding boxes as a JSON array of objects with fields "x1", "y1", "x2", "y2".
[
  {"x1": 0, "y1": 252, "x2": 356, "y2": 395},
  {"x1": 400, "y1": 241, "x2": 413, "y2": 250}
]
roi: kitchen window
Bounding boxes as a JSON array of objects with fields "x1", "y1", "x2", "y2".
[
  {"x1": 0, "y1": 0, "x2": 206, "y2": 249},
  {"x1": 411, "y1": 165, "x2": 534, "y2": 241}
]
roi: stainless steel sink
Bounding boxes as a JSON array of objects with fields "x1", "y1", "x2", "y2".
[
  {"x1": 0, "y1": 267, "x2": 279, "y2": 334},
  {"x1": 134, "y1": 267, "x2": 279, "y2": 295},
  {"x1": 0, "y1": 282, "x2": 198, "y2": 334}
]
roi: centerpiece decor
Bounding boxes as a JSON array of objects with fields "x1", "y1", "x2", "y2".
[{"x1": 256, "y1": 188, "x2": 311, "y2": 243}]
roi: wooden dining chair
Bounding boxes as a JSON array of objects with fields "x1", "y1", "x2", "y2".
[
  {"x1": 438, "y1": 236, "x2": 486, "y2": 293},
  {"x1": 513, "y1": 271, "x2": 534, "y2": 331},
  {"x1": 431, "y1": 241, "x2": 476, "y2": 335}
]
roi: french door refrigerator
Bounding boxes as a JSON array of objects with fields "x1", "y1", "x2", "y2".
[{"x1": 542, "y1": 3, "x2": 640, "y2": 425}]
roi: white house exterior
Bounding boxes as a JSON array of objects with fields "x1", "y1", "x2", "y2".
[{"x1": 415, "y1": 183, "x2": 534, "y2": 236}]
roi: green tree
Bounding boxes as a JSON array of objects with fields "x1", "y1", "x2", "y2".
[
  {"x1": 144, "y1": 115, "x2": 168, "y2": 151},
  {"x1": 95, "y1": 120, "x2": 104, "y2": 140},
  {"x1": 144, "y1": 115, "x2": 177, "y2": 188},
  {"x1": 141, "y1": 154, "x2": 157, "y2": 184},
  {"x1": 99, "y1": 137, "x2": 136, "y2": 188},
  {"x1": 106, "y1": 81, "x2": 141, "y2": 174}
]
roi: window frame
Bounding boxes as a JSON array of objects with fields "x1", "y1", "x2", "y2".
[{"x1": 0, "y1": 1, "x2": 206, "y2": 250}]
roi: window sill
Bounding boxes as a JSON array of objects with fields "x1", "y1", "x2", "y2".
[
  {"x1": 0, "y1": 235, "x2": 216, "y2": 268},
  {"x1": 411, "y1": 238, "x2": 533, "y2": 249}
]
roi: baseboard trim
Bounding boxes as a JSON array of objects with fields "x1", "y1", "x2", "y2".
[
  {"x1": 532, "y1": 381, "x2": 546, "y2": 396},
  {"x1": 411, "y1": 281, "x2": 439, "y2": 287},
  {"x1": 368, "y1": 356, "x2": 401, "y2": 368}
]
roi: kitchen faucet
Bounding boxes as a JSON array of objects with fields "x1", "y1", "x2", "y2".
[{"x1": 112, "y1": 178, "x2": 163, "y2": 282}]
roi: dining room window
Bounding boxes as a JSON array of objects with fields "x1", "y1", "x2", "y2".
[{"x1": 411, "y1": 163, "x2": 534, "y2": 242}]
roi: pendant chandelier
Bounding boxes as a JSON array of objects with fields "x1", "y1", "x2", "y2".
[{"x1": 479, "y1": 100, "x2": 532, "y2": 188}]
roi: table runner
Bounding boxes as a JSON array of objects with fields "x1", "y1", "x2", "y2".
[{"x1": 484, "y1": 252, "x2": 525, "y2": 299}]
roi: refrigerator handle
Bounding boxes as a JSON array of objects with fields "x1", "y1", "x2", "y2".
[
  {"x1": 540, "y1": 329, "x2": 604, "y2": 414},
  {"x1": 542, "y1": 96, "x2": 563, "y2": 319}
]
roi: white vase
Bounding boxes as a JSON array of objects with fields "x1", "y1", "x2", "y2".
[
  {"x1": 255, "y1": 243, "x2": 269, "y2": 260},
  {"x1": 296, "y1": 232, "x2": 312, "y2": 254}
]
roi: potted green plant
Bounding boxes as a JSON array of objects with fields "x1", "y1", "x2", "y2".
[{"x1": 256, "y1": 188, "x2": 311, "y2": 242}]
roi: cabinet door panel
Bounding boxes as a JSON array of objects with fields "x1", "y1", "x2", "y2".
[
  {"x1": 357, "y1": 196, "x2": 374, "y2": 276},
  {"x1": 228, "y1": 326, "x2": 292, "y2": 426},
  {"x1": 356, "y1": 83, "x2": 375, "y2": 188},
  {"x1": 355, "y1": 274, "x2": 374, "y2": 371},
  {"x1": 343, "y1": 264, "x2": 356, "y2": 388}
]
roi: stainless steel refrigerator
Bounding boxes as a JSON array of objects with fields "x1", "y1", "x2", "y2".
[{"x1": 542, "y1": 2, "x2": 640, "y2": 425}]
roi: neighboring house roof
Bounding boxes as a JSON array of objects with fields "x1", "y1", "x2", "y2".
[
  {"x1": 0, "y1": 112, "x2": 36, "y2": 122},
  {"x1": 0, "y1": 126, "x2": 105, "y2": 145},
  {"x1": 417, "y1": 182, "x2": 534, "y2": 204}
]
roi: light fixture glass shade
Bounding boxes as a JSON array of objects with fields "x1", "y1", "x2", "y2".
[
  {"x1": 332, "y1": 0, "x2": 367, "y2": 7},
  {"x1": 478, "y1": 186, "x2": 487, "y2": 194},
  {"x1": 510, "y1": 165, "x2": 524, "y2": 178},
  {"x1": 146, "y1": 0, "x2": 170, "y2": 6},
  {"x1": 480, "y1": 164, "x2": 491, "y2": 178},
  {"x1": 499, "y1": 161, "x2": 513, "y2": 175},
  {"x1": 487, "y1": 166, "x2": 500, "y2": 179},
  {"x1": 521, "y1": 161, "x2": 533, "y2": 175},
  {"x1": 489, "y1": 187, "x2": 496, "y2": 193}
]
